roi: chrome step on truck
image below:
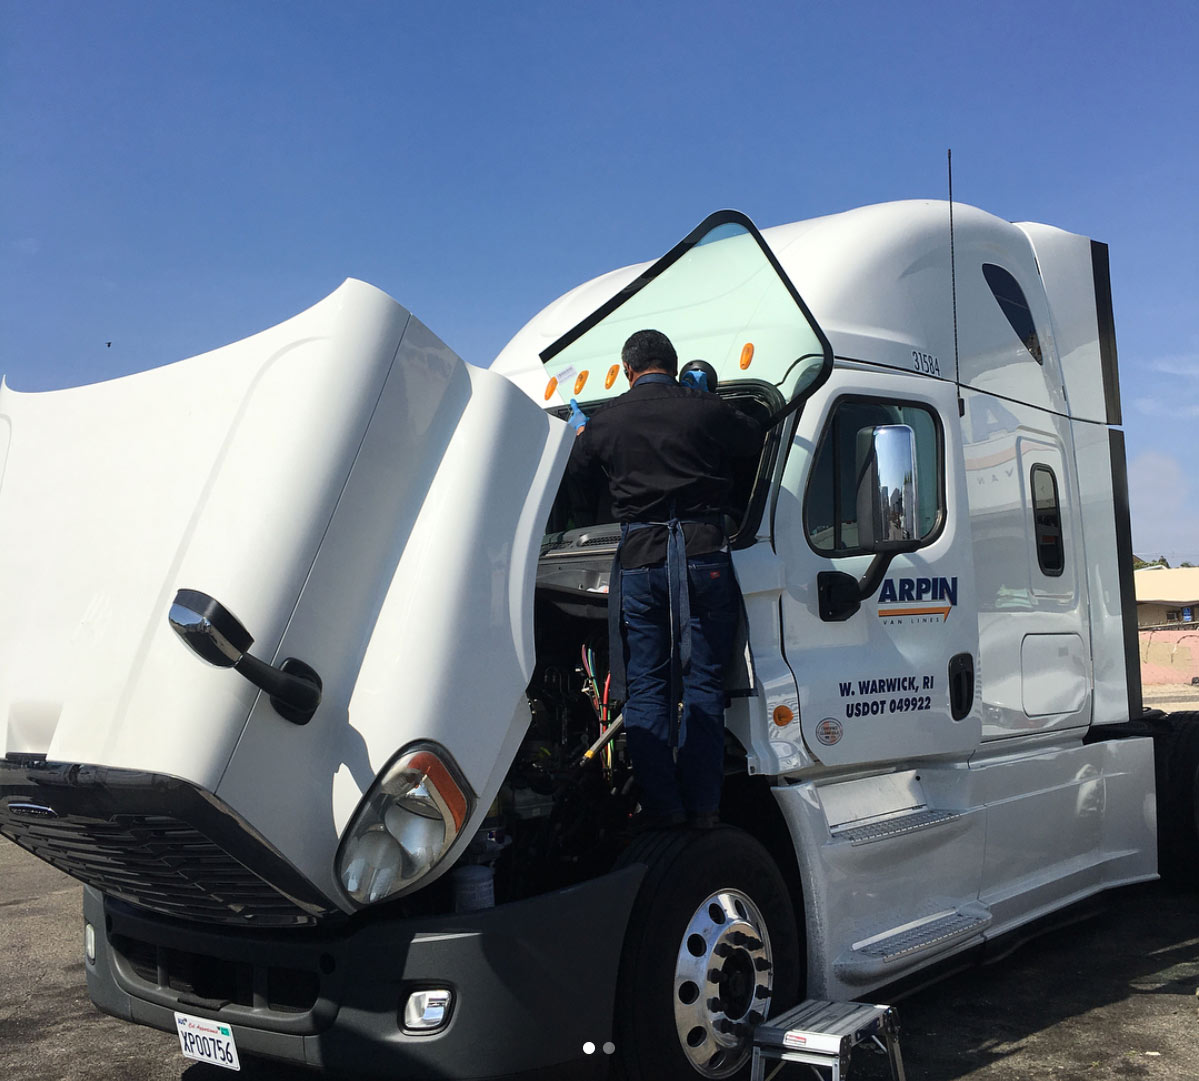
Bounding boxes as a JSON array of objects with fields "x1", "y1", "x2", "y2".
[{"x1": 3, "y1": 200, "x2": 1197, "y2": 1080}]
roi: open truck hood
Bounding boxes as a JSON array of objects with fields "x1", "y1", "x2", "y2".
[{"x1": 0, "y1": 280, "x2": 571, "y2": 915}]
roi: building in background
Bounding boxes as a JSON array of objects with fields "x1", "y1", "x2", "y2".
[
  {"x1": 1136, "y1": 567, "x2": 1199, "y2": 688},
  {"x1": 1134, "y1": 567, "x2": 1199, "y2": 628}
]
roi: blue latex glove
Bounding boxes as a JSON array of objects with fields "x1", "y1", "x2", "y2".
[
  {"x1": 567, "y1": 398, "x2": 587, "y2": 432},
  {"x1": 680, "y1": 369, "x2": 709, "y2": 392}
]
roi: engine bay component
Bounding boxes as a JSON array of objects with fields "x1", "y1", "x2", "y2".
[{"x1": 484, "y1": 603, "x2": 639, "y2": 902}]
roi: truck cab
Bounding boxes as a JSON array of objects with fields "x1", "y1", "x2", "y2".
[{"x1": 0, "y1": 200, "x2": 1172, "y2": 1081}]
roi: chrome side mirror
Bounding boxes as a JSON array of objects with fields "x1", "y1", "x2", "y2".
[
  {"x1": 169, "y1": 589, "x2": 253, "y2": 668},
  {"x1": 856, "y1": 424, "x2": 919, "y2": 552},
  {"x1": 168, "y1": 589, "x2": 322, "y2": 725},
  {"x1": 818, "y1": 424, "x2": 923, "y2": 622}
]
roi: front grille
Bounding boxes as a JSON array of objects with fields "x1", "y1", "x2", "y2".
[
  {"x1": 111, "y1": 932, "x2": 321, "y2": 1013},
  {"x1": 1, "y1": 811, "x2": 318, "y2": 926}
]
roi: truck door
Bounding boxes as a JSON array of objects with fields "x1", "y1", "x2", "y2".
[{"x1": 773, "y1": 369, "x2": 983, "y2": 767}]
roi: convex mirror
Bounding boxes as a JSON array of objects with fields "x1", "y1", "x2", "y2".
[{"x1": 855, "y1": 424, "x2": 920, "y2": 553}]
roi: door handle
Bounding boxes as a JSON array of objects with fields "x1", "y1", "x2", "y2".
[{"x1": 948, "y1": 653, "x2": 974, "y2": 721}]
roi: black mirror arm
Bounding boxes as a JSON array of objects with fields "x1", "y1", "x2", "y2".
[
  {"x1": 234, "y1": 653, "x2": 322, "y2": 725},
  {"x1": 168, "y1": 588, "x2": 323, "y2": 726},
  {"x1": 856, "y1": 552, "x2": 893, "y2": 599},
  {"x1": 817, "y1": 552, "x2": 896, "y2": 622}
]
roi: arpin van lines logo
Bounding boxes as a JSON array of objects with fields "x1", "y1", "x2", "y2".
[{"x1": 877, "y1": 576, "x2": 958, "y2": 624}]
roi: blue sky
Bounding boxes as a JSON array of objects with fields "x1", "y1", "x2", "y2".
[{"x1": 2, "y1": 1, "x2": 1196, "y2": 560}]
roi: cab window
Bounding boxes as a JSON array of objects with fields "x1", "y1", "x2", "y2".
[
  {"x1": 1030, "y1": 464, "x2": 1064, "y2": 576},
  {"x1": 983, "y1": 263, "x2": 1044, "y2": 364},
  {"x1": 805, "y1": 398, "x2": 942, "y2": 555}
]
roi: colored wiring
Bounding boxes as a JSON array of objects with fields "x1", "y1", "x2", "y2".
[
  {"x1": 602, "y1": 672, "x2": 613, "y2": 771},
  {"x1": 579, "y1": 644, "x2": 619, "y2": 775},
  {"x1": 581, "y1": 645, "x2": 601, "y2": 709}
]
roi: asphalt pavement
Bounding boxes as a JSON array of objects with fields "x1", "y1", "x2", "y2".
[
  {"x1": 0, "y1": 840, "x2": 312, "y2": 1081},
  {"x1": 1144, "y1": 684, "x2": 1199, "y2": 715},
  {"x1": 3, "y1": 838, "x2": 1197, "y2": 1081}
]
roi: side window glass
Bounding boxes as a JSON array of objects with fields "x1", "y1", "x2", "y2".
[
  {"x1": 1030, "y1": 464, "x2": 1064, "y2": 576},
  {"x1": 983, "y1": 263, "x2": 1044, "y2": 364},
  {"x1": 805, "y1": 398, "x2": 942, "y2": 555}
]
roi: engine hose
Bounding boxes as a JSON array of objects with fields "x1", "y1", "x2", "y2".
[{"x1": 580, "y1": 714, "x2": 625, "y2": 767}]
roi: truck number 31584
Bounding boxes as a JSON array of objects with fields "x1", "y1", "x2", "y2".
[{"x1": 912, "y1": 351, "x2": 941, "y2": 376}]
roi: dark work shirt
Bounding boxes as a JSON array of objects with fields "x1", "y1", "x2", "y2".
[{"x1": 566, "y1": 375, "x2": 764, "y2": 567}]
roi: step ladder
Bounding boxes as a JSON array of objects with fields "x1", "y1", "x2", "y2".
[{"x1": 749, "y1": 999, "x2": 906, "y2": 1081}]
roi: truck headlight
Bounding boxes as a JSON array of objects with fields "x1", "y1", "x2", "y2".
[{"x1": 337, "y1": 744, "x2": 473, "y2": 905}]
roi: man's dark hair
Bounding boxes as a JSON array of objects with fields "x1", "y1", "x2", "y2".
[{"x1": 622, "y1": 329, "x2": 678, "y2": 375}]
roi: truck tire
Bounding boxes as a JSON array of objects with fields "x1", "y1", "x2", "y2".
[
  {"x1": 613, "y1": 826, "x2": 800, "y2": 1080},
  {"x1": 1156, "y1": 712, "x2": 1199, "y2": 886}
]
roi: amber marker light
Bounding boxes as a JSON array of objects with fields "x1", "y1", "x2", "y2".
[
  {"x1": 544, "y1": 377, "x2": 558, "y2": 401},
  {"x1": 605, "y1": 364, "x2": 620, "y2": 389},
  {"x1": 740, "y1": 343, "x2": 755, "y2": 370},
  {"x1": 574, "y1": 371, "x2": 589, "y2": 395},
  {"x1": 772, "y1": 704, "x2": 794, "y2": 727}
]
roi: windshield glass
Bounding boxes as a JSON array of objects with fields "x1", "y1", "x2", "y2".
[{"x1": 541, "y1": 211, "x2": 831, "y2": 408}]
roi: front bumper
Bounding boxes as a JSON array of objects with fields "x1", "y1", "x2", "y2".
[{"x1": 84, "y1": 864, "x2": 645, "y2": 1081}]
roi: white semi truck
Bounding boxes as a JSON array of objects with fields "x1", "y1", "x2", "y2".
[{"x1": 2, "y1": 200, "x2": 1195, "y2": 1081}]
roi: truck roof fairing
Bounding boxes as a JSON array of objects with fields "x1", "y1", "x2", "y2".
[{"x1": 493, "y1": 200, "x2": 1117, "y2": 427}]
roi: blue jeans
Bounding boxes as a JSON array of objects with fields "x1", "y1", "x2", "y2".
[{"x1": 619, "y1": 550, "x2": 740, "y2": 818}]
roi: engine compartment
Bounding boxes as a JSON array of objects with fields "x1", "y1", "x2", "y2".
[
  {"x1": 490, "y1": 593, "x2": 635, "y2": 900},
  {"x1": 456, "y1": 383, "x2": 783, "y2": 905}
]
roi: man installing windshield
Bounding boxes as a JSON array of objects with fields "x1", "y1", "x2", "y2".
[{"x1": 566, "y1": 329, "x2": 763, "y2": 829}]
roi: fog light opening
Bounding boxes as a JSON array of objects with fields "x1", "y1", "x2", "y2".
[
  {"x1": 403, "y1": 988, "x2": 454, "y2": 1033},
  {"x1": 84, "y1": 922, "x2": 96, "y2": 964}
]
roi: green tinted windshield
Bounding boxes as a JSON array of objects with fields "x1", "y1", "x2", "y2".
[{"x1": 541, "y1": 211, "x2": 831, "y2": 407}]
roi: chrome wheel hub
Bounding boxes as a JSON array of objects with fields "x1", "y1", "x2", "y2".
[{"x1": 672, "y1": 888, "x2": 773, "y2": 1077}]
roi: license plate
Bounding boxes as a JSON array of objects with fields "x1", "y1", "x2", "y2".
[{"x1": 175, "y1": 1011, "x2": 241, "y2": 1072}]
